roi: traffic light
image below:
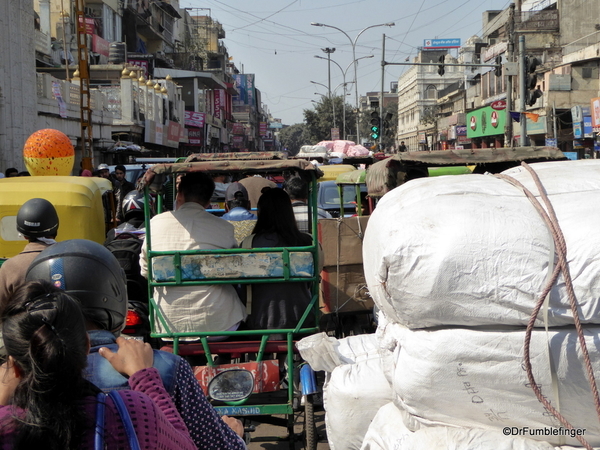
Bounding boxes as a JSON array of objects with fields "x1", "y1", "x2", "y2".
[
  {"x1": 370, "y1": 111, "x2": 380, "y2": 140},
  {"x1": 494, "y1": 55, "x2": 502, "y2": 77},
  {"x1": 437, "y1": 55, "x2": 445, "y2": 76},
  {"x1": 383, "y1": 112, "x2": 394, "y2": 138},
  {"x1": 525, "y1": 56, "x2": 542, "y2": 106}
]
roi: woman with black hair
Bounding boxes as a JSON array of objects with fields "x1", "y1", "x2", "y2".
[
  {"x1": 0, "y1": 280, "x2": 196, "y2": 450},
  {"x1": 243, "y1": 188, "x2": 316, "y2": 331}
]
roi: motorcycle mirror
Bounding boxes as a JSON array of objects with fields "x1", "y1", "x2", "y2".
[{"x1": 208, "y1": 369, "x2": 255, "y2": 402}]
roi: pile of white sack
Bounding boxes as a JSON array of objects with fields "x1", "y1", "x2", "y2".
[{"x1": 299, "y1": 160, "x2": 600, "y2": 450}]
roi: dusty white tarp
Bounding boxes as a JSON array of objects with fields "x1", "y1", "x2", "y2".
[
  {"x1": 364, "y1": 160, "x2": 600, "y2": 328},
  {"x1": 298, "y1": 333, "x2": 393, "y2": 450},
  {"x1": 389, "y1": 325, "x2": 600, "y2": 446}
]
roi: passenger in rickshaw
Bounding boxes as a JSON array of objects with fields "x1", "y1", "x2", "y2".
[
  {"x1": 284, "y1": 176, "x2": 331, "y2": 233},
  {"x1": 241, "y1": 188, "x2": 316, "y2": 334},
  {"x1": 0, "y1": 198, "x2": 59, "y2": 311},
  {"x1": 221, "y1": 182, "x2": 256, "y2": 245},
  {"x1": 139, "y1": 172, "x2": 246, "y2": 339},
  {"x1": 239, "y1": 174, "x2": 276, "y2": 214},
  {"x1": 25, "y1": 240, "x2": 247, "y2": 450}
]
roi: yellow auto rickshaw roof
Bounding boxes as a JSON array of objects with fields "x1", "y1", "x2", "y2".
[{"x1": 0, "y1": 176, "x2": 112, "y2": 205}]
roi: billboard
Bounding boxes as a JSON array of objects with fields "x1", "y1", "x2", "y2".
[
  {"x1": 466, "y1": 106, "x2": 506, "y2": 138},
  {"x1": 423, "y1": 38, "x2": 461, "y2": 49},
  {"x1": 591, "y1": 97, "x2": 600, "y2": 130}
]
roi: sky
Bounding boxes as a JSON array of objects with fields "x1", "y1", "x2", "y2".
[{"x1": 179, "y1": 0, "x2": 512, "y2": 125}]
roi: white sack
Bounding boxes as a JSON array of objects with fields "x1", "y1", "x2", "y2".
[
  {"x1": 364, "y1": 160, "x2": 600, "y2": 328},
  {"x1": 297, "y1": 332, "x2": 383, "y2": 373},
  {"x1": 392, "y1": 326, "x2": 600, "y2": 446},
  {"x1": 361, "y1": 402, "x2": 556, "y2": 450},
  {"x1": 324, "y1": 336, "x2": 394, "y2": 450}
]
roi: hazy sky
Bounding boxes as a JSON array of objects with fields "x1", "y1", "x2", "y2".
[{"x1": 180, "y1": 0, "x2": 511, "y2": 125}]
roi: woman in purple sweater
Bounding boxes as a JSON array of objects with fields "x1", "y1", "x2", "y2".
[{"x1": 0, "y1": 280, "x2": 196, "y2": 450}]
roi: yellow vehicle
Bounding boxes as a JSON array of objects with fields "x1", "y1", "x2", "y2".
[
  {"x1": 318, "y1": 164, "x2": 356, "y2": 182},
  {"x1": 0, "y1": 176, "x2": 112, "y2": 260}
]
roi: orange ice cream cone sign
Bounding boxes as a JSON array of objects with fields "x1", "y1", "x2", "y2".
[{"x1": 23, "y1": 129, "x2": 75, "y2": 176}]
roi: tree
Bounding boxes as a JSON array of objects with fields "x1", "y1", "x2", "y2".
[
  {"x1": 304, "y1": 96, "x2": 356, "y2": 143},
  {"x1": 277, "y1": 123, "x2": 310, "y2": 156}
]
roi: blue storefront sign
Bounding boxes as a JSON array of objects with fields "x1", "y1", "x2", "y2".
[
  {"x1": 584, "y1": 116, "x2": 593, "y2": 138},
  {"x1": 423, "y1": 38, "x2": 461, "y2": 49}
]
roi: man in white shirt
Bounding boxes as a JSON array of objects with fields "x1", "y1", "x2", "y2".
[{"x1": 140, "y1": 172, "x2": 246, "y2": 338}]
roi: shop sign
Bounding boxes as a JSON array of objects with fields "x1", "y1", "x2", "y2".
[
  {"x1": 563, "y1": 151, "x2": 578, "y2": 160},
  {"x1": 77, "y1": 17, "x2": 95, "y2": 35},
  {"x1": 423, "y1": 38, "x2": 461, "y2": 49},
  {"x1": 455, "y1": 125, "x2": 467, "y2": 136},
  {"x1": 187, "y1": 128, "x2": 203, "y2": 145},
  {"x1": 418, "y1": 133, "x2": 427, "y2": 144},
  {"x1": 584, "y1": 117, "x2": 594, "y2": 138},
  {"x1": 128, "y1": 59, "x2": 149, "y2": 78},
  {"x1": 574, "y1": 122, "x2": 583, "y2": 139},
  {"x1": 259, "y1": 122, "x2": 268, "y2": 137},
  {"x1": 184, "y1": 111, "x2": 205, "y2": 128},
  {"x1": 92, "y1": 35, "x2": 109, "y2": 57},
  {"x1": 467, "y1": 106, "x2": 506, "y2": 138},
  {"x1": 232, "y1": 123, "x2": 244, "y2": 135},
  {"x1": 545, "y1": 138, "x2": 557, "y2": 147},
  {"x1": 490, "y1": 100, "x2": 507, "y2": 110},
  {"x1": 165, "y1": 120, "x2": 181, "y2": 148},
  {"x1": 573, "y1": 140, "x2": 583, "y2": 149}
]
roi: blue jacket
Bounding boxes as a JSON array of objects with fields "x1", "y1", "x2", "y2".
[
  {"x1": 85, "y1": 330, "x2": 179, "y2": 394},
  {"x1": 222, "y1": 207, "x2": 256, "y2": 221}
]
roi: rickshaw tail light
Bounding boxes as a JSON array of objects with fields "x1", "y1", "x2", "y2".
[{"x1": 126, "y1": 310, "x2": 143, "y2": 327}]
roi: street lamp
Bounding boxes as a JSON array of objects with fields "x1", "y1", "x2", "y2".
[
  {"x1": 311, "y1": 21, "x2": 395, "y2": 143},
  {"x1": 315, "y1": 54, "x2": 372, "y2": 139},
  {"x1": 321, "y1": 47, "x2": 336, "y2": 98}
]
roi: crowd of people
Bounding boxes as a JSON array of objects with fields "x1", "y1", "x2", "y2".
[{"x1": 0, "y1": 164, "x2": 334, "y2": 448}]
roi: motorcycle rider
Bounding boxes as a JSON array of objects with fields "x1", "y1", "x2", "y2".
[
  {"x1": 0, "y1": 198, "x2": 59, "y2": 311},
  {"x1": 25, "y1": 239, "x2": 246, "y2": 450}
]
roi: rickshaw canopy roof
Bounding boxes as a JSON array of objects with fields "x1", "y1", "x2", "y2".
[
  {"x1": 335, "y1": 169, "x2": 366, "y2": 184},
  {"x1": 140, "y1": 159, "x2": 322, "y2": 192},
  {"x1": 366, "y1": 146, "x2": 566, "y2": 197},
  {"x1": 184, "y1": 151, "x2": 288, "y2": 162}
]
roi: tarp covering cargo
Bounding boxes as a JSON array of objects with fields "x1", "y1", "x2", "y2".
[{"x1": 364, "y1": 160, "x2": 600, "y2": 328}]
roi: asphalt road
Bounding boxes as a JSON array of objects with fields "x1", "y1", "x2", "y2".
[{"x1": 245, "y1": 408, "x2": 329, "y2": 450}]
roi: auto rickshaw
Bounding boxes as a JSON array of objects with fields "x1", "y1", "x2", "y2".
[
  {"x1": 138, "y1": 158, "x2": 323, "y2": 449},
  {"x1": 0, "y1": 176, "x2": 113, "y2": 263}
]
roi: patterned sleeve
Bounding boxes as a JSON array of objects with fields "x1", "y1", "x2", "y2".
[
  {"x1": 125, "y1": 367, "x2": 196, "y2": 450},
  {"x1": 172, "y1": 359, "x2": 247, "y2": 450}
]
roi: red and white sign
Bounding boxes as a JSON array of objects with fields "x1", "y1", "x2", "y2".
[
  {"x1": 187, "y1": 128, "x2": 203, "y2": 145},
  {"x1": 78, "y1": 17, "x2": 95, "y2": 35},
  {"x1": 128, "y1": 59, "x2": 149, "y2": 78},
  {"x1": 491, "y1": 100, "x2": 507, "y2": 111},
  {"x1": 491, "y1": 110, "x2": 499, "y2": 128},
  {"x1": 92, "y1": 35, "x2": 110, "y2": 57},
  {"x1": 470, "y1": 115, "x2": 477, "y2": 131},
  {"x1": 184, "y1": 111, "x2": 205, "y2": 128}
]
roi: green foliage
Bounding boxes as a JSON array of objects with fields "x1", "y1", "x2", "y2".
[
  {"x1": 277, "y1": 123, "x2": 310, "y2": 156},
  {"x1": 303, "y1": 96, "x2": 356, "y2": 143}
]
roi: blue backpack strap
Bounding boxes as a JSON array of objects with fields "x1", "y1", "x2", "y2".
[
  {"x1": 108, "y1": 390, "x2": 141, "y2": 450},
  {"x1": 95, "y1": 392, "x2": 106, "y2": 450}
]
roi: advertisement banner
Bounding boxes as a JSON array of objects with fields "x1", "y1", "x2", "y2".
[
  {"x1": 166, "y1": 121, "x2": 181, "y2": 148},
  {"x1": 591, "y1": 97, "x2": 600, "y2": 130},
  {"x1": 77, "y1": 17, "x2": 95, "y2": 35},
  {"x1": 92, "y1": 35, "x2": 110, "y2": 57},
  {"x1": 187, "y1": 128, "x2": 203, "y2": 145},
  {"x1": 128, "y1": 59, "x2": 149, "y2": 78},
  {"x1": 214, "y1": 89, "x2": 225, "y2": 119},
  {"x1": 233, "y1": 74, "x2": 248, "y2": 104},
  {"x1": 584, "y1": 116, "x2": 594, "y2": 138},
  {"x1": 155, "y1": 123, "x2": 163, "y2": 146},
  {"x1": 467, "y1": 106, "x2": 506, "y2": 138},
  {"x1": 423, "y1": 38, "x2": 461, "y2": 49},
  {"x1": 184, "y1": 111, "x2": 205, "y2": 128},
  {"x1": 246, "y1": 74, "x2": 255, "y2": 107},
  {"x1": 232, "y1": 123, "x2": 244, "y2": 135},
  {"x1": 259, "y1": 122, "x2": 267, "y2": 136}
]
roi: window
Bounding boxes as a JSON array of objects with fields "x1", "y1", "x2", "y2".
[{"x1": 425, "y1": 85, "x2": 437, "y2": 100}]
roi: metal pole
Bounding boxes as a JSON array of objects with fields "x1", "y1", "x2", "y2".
[
  {"x1": 518, "y1": 35, "x2": 527, "y2": 146},
  {"x1": 504, "y1": 3, "x2": 515, "y2": 147},
  {"x1": 380, "y1": 34, "x2": 385, "y2": 150}
]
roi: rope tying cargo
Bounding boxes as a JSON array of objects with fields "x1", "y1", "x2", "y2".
[{"x1": 496, "y1": 162, "x2": 599, "y2": 450}]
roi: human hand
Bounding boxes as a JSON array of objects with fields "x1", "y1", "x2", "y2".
[
  {"x1": 0, "y1": 360, "x2": 19, "y2": 406},
  {"x1": 99, "y1": 337, "x2": 154, "y2": 377},
  {"x1": 222, "y1": 415, "x2": 244, "y2": 438}
]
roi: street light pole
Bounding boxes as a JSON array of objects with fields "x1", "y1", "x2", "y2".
[
  {"x1": 311, "y1": 21, "x2": 394, "y2": 143},
  {"x1": 315, "y1": 55, "x2": 372, "y2": 140},
  {"x1": 321, "y1": 47, "x2": 335, "y2": 98}
]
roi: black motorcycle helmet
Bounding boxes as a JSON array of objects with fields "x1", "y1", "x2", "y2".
[
  {"x1": 122, "y1": 190, "x2": 145, "y2": 222},
  {"x1": 16, "y1": 198, "x2": 59, "y2": 238},
  {"x1": 26, "y1": 239, "x2": 128, "y2": 334}
]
